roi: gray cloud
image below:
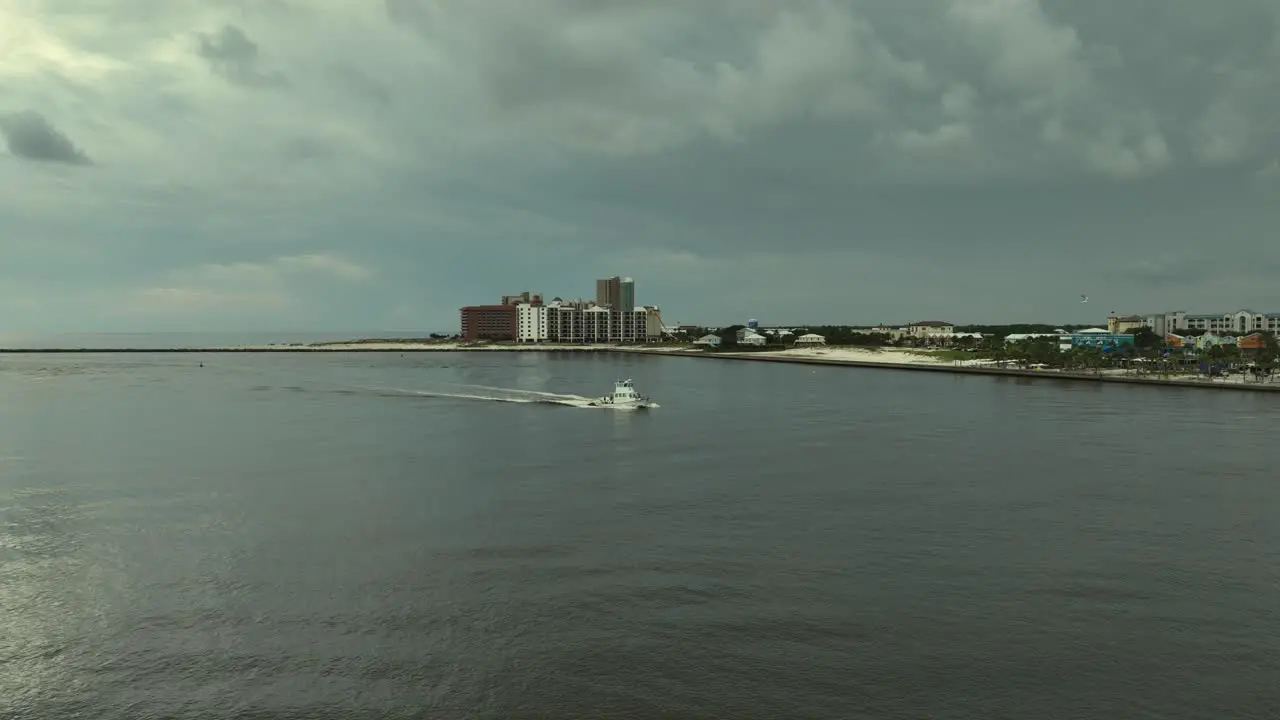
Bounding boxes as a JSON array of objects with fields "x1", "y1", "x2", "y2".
[
  {"x1": 196, "y1": 25, "x2": 287, "y2": 88},
  {"x1": 327, "y1": 65, "x2": 394, "y2": 107},
  {"x1": 0, "y1": 111, "x2": 93, "y2": 166},
  {"x1": 5, "y1": 0, "x2": 1280, "y2": 331}
]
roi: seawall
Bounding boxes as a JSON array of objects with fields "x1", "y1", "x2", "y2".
[{"x1": 641, "y1": 350, "x2": 1280, "y2": 394}]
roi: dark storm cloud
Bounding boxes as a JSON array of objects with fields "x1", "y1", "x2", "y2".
[
  {"x1": 196, "y1": 24, "x2": 287, "y2": 88},
  {"x1": 378, "y1": 0, "x2": 1278, "y2": 271},
  {"x1": 9, "y1": 0, "x2": 1280, "y2": 330},
  {"x1": 0, "y1": 111, "x2": 93, "y2": 166},
  {"x1": 503, "y1": 147, "x2": 1277, "y2": 266}
]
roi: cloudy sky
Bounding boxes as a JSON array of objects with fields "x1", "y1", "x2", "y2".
[{"x1": 4, "y1": 0, "x2": 1279, "y2": 333}]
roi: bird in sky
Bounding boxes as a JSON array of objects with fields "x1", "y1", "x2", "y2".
[{"x1": 1080, "y1": 294, "x2": 1089, "y2": 303}]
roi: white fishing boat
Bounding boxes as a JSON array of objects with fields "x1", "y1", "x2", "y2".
[{"x1": 588, "y1": 379, "x2": 653, "y2": 409}]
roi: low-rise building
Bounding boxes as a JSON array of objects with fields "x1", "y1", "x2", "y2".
[
  {"x1": 1063, "y1": 332, "x2": 1135, "y2": 352},
  {"x1": 693, "y1": 333, "x2": 721, "y2": 346},
  {"x1": 1195, "y1": 333, "x2": 1238, "y2": 350},
  {"x1": 848, "y1": 326, "x2": 908, "y2": 340},
  {"x1": 1239, "y1": 333, "x2": 1269, "y2": 351},
  {"x1": 738, "y1": 331, "x2": 767, "y2": 346},
  {"x1": 501, "y1": 291, "x2": 543, "y2": 306},
  {"x1": 908, "y1": 320, "x2": 955, "y2": 337},
  {"x1": 1006, "y1": 331, "x2": 1135, "y2": 353},
  {"x1": 795, "y1": 333, "x2": 826, "y2": 345},
  {"x1": 1107, "y1": 314, "x2": 1147, "y2": 334},
  {"x1": 1147, "y1": 309, "x2": 1280, "y2": 335}
]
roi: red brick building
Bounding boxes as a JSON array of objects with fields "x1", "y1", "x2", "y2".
[{"x1": 460, "y1": 305, "x2": 518, "y2": 342}]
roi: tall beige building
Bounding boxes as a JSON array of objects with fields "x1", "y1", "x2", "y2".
[
  {"x1": 595, "y1": 275, "x2": 634, "y2": 310},
  {"x1": 596, "y1": 276, "x2": 620, "y2": 309}
]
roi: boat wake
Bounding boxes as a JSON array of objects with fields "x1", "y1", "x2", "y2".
[
  {"x1": 354, "y1": 383, "x2": 659, "y2": 410},
  {"x1": 358, "y1": 384, "x2": 598, "y2": 408},
  {"x1": 454, "y1": 384, "x2": 660, "y2": 409}
]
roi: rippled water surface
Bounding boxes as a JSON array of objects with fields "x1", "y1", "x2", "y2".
[{"x1": 2, "y1": 351, "x2": 1278, "y2": 719}]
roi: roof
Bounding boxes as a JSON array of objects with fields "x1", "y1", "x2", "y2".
[
  {"x1": 911, "y1": 320, "x2": 954, "y2": 326},
  {"x1": 798, "y1": 333, "x2": 825, "y2": 339}
]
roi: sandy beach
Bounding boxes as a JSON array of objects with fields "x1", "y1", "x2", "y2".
[
  {"x1": 629, "y1": 345, "x2": 1280, "y2": 392},
  {"x1": 743, "y1": 347, "x2": 949, "y2": 365}
]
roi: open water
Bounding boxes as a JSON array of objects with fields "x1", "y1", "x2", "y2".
[{"x1": 1, "y1": 350, "x2": 1278, "y2": 719}]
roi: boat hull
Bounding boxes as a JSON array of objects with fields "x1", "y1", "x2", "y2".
[{"x1": 588, "y1": 400, "x2": 651, "y2": 409}]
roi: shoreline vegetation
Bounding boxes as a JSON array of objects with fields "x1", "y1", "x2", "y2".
[
  {"x1": 3, "y1": 336, "x2": 1278, "y2": 392},
  {"x1": 638, "y1": 347, "x2": 1280, "y2": 393}
]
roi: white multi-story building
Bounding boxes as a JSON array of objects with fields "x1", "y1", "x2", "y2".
[
  {"x1": 1145, "y1": 310, "x2": 1280, "y2": 336},
  {"x1": 517, "y1": 300, "x2": 662, "y2": 343},
  {"x1": 516, "y1": 303, "x2": 549, "y2": 342}
]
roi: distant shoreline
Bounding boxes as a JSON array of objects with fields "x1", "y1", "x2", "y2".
[
  {"x1": 639, "y1": 349, "x2": 1280, "y2": 393},
  {"x1": 0, "y1": 342, "x2": 630, "y2": 353},
  {"x1": 5, "y1": 342, "x2": 1276, "y2": 393}
]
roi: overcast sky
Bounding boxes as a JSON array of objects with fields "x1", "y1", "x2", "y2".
[{"x1": 4, "y1": 0, "x2": 1279, "y2": 333}]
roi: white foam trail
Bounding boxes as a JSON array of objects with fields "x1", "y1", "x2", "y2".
[
  {"x1": 452, "y1": 384, "x2": 660, "y2": 410},
  {"x1": 454, "y1": 383, "x2": 592, "y2": 401},
  {"x1": 359, "y1": 384, "x2": 596, "y2": 408}
]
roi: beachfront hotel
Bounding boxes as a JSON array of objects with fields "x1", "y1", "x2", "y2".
[
  {"x1": 461, "y1": 275, "x2": 663, "y2": 344},
  {"x1": 1143, "y1": 310, "x2": 1280, "y2": 337},
  {"x1": 515, "y1": 300, "x2": 661, "y2": 344},
  {"x1": 459, "y1": 304, "x2": 518, "y2": 342}
]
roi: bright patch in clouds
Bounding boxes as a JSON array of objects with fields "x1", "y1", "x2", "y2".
[{"x1": 122, "y1": 253, "x2": 372, "y2": 318}]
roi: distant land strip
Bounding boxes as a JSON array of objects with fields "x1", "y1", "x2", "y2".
[
  {"x1": 0, "y1": 346, "x2": 612, "y2": 353},
  {"x1": 5, "y1": 344, "x2": 1277, "y2": 394},
  {"x1": 642, "y1": 349, "x2": 1280, "y2": 394}
]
